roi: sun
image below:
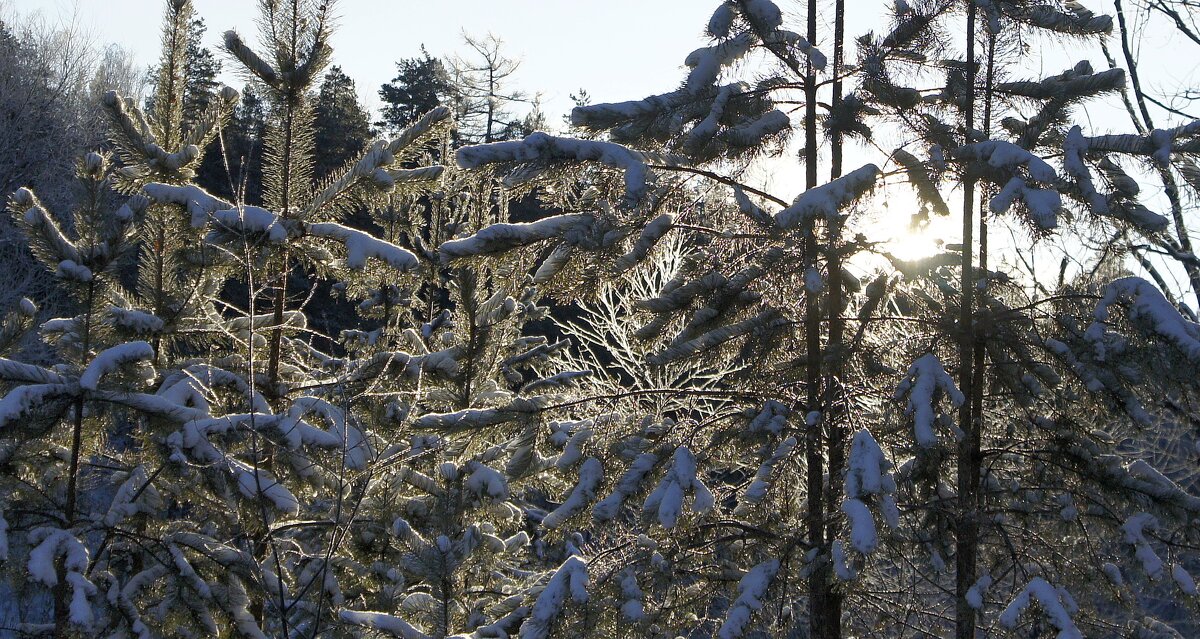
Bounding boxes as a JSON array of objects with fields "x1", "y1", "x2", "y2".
[{"x1": 857, "y1": 186, "x2": 951, "y2": 262}]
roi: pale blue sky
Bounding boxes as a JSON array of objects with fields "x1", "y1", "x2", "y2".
[
  {"x1": 8, "y1": 0, "x2": 1196, "y2": 130},
  {"x1": 10, "y1": 0, "x2": 718, "y2": 122}
]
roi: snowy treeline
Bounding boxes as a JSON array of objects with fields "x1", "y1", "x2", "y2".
[{"x1": 0, "y1": 0, "x2": 1199, "y2": 638}]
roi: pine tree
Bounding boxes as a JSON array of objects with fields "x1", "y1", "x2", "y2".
[
  {"x1": 455, "y1": 0, "x2": 1200, "y2": 637},
  {"x1": 313, "y1": 66, "x2": 373, "y2": 180},
  {"x1": 1, "y1": 1, "x2": 1198, "y2": 638},
  {"x1": 378, "y1": 47, "x2": 454, "y2": 135}
]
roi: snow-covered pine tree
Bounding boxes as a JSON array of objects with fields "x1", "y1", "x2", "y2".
[
  {"x1": 3, "y1": 0, "x2": 457, "y2": 635},
  {"x1": 454, "y1": 2, "x2": 880, "y2": 636},
  {"x1": 453, "y1": 0, "x2": 1200, "y2": 637},
  {"x1": 854, "y1": 1, "x2": 1200, "y2": 637}
]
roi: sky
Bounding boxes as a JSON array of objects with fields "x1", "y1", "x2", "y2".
[
  {"x1": 9, "y1": 0, "x2": 719, "y2": 123},
  {"x1": 10, "y1": 0, "x2": 1195, "y2": 129},
  {"x1": 7, "y1": 0, "x2": 1200, "y2": 289}
]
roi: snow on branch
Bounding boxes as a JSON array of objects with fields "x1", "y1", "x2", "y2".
[
  {"x1": 989, "y1": 176, "x2": 1061, "y2": 230},
  {"x1": 738, "y1": 436, "x2": 795, "y2": 509},
  {"x1": 0, "y1": 357, "x2": 67, "y2": 385},
  {"x1": 998, "y1": 577, "x2": 1083, "y2": 639},
  {"x1": 775, "y1": 164, "x2": 879, "y2": 229},
  {"x1": 230, "y1": 460, "x2": 300, "y2": 515},
  {"x1": 614, "y1": 213, "x2": 675, "y2": 274},
  {"x1": 145, "y1": 182, "x2": 287, "y2": 242},
  {"x1": 519, "y1": 556, "x2": 589, "y2": 639},
  {"x1": 411, "y1": 400, "x2": 541, "y2": 432},
  {"x1": 684, "y1": 33, "x2": 754, "y2": 92},
  {"x1": 456, "y1": 133, "x2": 650, "y2": 204},
  {"x1": 841, "y1": 428, "x2": 900, "y2": 554},
  {"x1": 28, "y1": 528, "x2": 97, "y2": 628},
  {"x1": 1082, "y1": 120, "x2": 1200, "y2": 162},
  {"x1": 717, "y1": 559, "x2": 780, "y2": 639},
  {"x1": 954, "y1": 139, "x2": 1058, "y2": 183},
  {"x1": 211, "y1": 206, "x2": 287, "y2": 242},
  {"x1": 998, "y1": 62, "x2": 1124, "y2": 101},
  {"x1": 649, "y1": 309, "x2": 781, "y2": 366},
  {"x1": 1122, "y1": 512, "x2": 1165, "y2": 580},
  {"x1": 387, "y1": 105, "x2": 453, "y2": 156},
  {"x1": 1019, "y1": 3, "x2": 1113, "y2": 35},
  {"x1": 79, "y1": 341, "x2": 155, "y2": 390},
  {"x1": 894, "y1": 353, "x2": 965, "y2": 447},
  {"x1": 103, "y1": 465, "x2": 163, "y2": 528},
  {"x1": 593, "y1": 453, "x2": 658, "y2": 522},
  {"x1": 1063, "y1": 126, "x2": 1108, "y2": 214},
  {"x1": 0, "y1": 384, "x2": 74, "y2": 428},
  {"x1": 308, "y1": 222, "x2": 419, "y2": 271},
  {"x1": 12, "y1": 188, "x2": 80, "y2": 263},
  {"x1": 338, "y1": 610, "x2": 432, "y2": 639},
  {"x1": 438, "y1": 214, "x2": 591, "y2": 262},
  {"x1": 642, "y1": 446, "x2": 714, "y2": 529},
  {"x1": 142, "y1": 183, "x2": 234, "y2": 229},
  {"x1": 1086, "y1": 277, "x2": 1200, "y2": 362},
  {"x1": 543, "y1": 457, "x2": 604, "y2": 529}
]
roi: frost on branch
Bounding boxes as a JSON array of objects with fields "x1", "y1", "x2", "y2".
[
  {"x1": 998, "y1": 577, "x2": 1083, "y2": 639},
  {"x1": 894, "y1": 353, "x2": 965, "y2": 447},
  {"x1": 1128, "y1": 617, "x2": 1187, "y2": 639},
  {"x1": 456, "y1": 133, "x2": 650, "y2": 204},
  {"x1": 643, "y1": 446, "x2": 714, "y2": 529},
  {"x1": 717, "y1": 559, "x2": 780, "y2": 639},
  {"x1": 775, "y1": 164, "x2": 879, "y2": 229},
  {"x1": 519, "y1": 556, "x2": 589, "y2": 639}
]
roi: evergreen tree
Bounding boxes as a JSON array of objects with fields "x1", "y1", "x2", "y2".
[
  {"x1": 456, "y1": 1, "x2": 1200, "y2": 637},
  {"x1": 197, "y1": 84, "x2": 267, "y2": 204},
  {"x1": 377, "y1": 47, "x2": 454, "y2": 135},
  {"x1": 313, "y1": 66, "x2": 373, "y2": 180},
  {"x1": 1, "y1": 1, "x2": 1198, "y2": 638},
  {"x1": 182, "y1": 17, "x2": 221, "y2": 132}
]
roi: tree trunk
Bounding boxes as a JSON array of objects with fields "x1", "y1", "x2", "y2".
[
  {"x1": 822, "y1": 1, "x2": 848, "y2": 637},
  {"x1": 802, "y1": 0, "x2": 829, "y2": 636},
  {"x1": 55, "y1": 281, "x2": 96, "y2": 638},
  {"x1": 954, "y1": 3, "x2": 980, "y2": 639}
]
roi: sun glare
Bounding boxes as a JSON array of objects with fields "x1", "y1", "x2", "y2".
[{"x1": 859, "y1": 187, "x2": 951, "y2": 262}]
